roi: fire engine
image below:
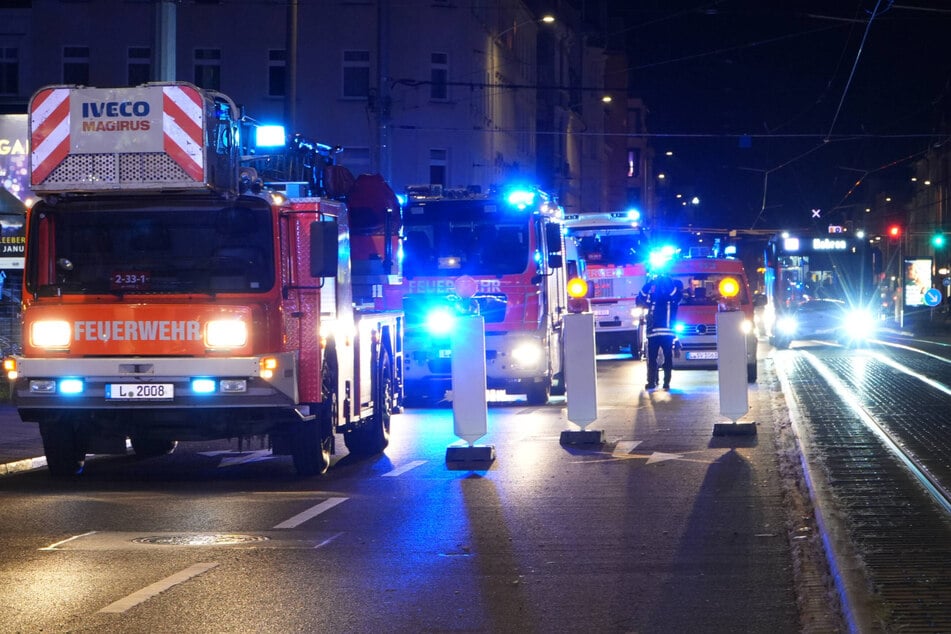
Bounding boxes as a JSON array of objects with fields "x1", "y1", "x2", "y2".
[
  {"x1": 6, "y1": 82, "x2": 403, "y2": 477},
  {"x1": 385, "y1": 185, "x2": 567, "y2": 405},
  {"x1": 563, "y1": 211, "x2": 648, "y2": 359}
]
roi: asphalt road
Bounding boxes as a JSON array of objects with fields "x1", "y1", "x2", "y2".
[{"x1": 0, "y1": 349, "x2": 838, "y2": 633}]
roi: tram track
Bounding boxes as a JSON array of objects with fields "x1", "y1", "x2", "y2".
[{"x1": 776, "y1": 344, "x2": 951, "y2": 632}]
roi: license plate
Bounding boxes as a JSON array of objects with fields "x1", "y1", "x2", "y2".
[
  {"x1": 105, "y1": 383, "x2": 174, "y2": 400},
  {"x1": 686, "y1": 351, "x2": 718, "y2": 360}
]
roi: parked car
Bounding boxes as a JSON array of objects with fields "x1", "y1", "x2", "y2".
[{"x1": 772, "y1": 298, "x2": 876, "y2": 349}]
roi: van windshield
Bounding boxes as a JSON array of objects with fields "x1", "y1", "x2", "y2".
[
  {"x1": 672, "y1": 272, "x2": 749, "y2": 306},
  {"x1": 27, "y1": 195, "x2": 275, "y2": 296}
]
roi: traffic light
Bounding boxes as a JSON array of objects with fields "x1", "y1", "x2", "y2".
[
  {"x1": 932, "y1": 232, "x2": 946, "y2": 248},
  {"x1": 887, "y1": 225, "x2": 902, "y2": 239}
]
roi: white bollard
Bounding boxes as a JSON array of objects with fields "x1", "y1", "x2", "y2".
[
  {"x1": 564, "y1": 312, "x2": 598, "y2": 426},
  {"x1": 714, "y1": 310, "x2": 755, "y2": 435},
  {"x1": 446, "y1": 313, "x2": 495, "y2": 463},
  {"x1": 560, "y1": 311, "x2": 604, "y2": 445}
]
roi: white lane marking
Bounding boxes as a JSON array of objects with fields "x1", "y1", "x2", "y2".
[
  {"x1": 382, "y1": 460, "x2": 427, "y2": 477},
  {"x1": 40, "y1": 531, "x2": 98, "y2": 551},
  {"x1": 613, "y1": 440, "x2": 642, "y2": 456},
  {"x1": 273, "y1": 497, "x2": 348, "y2": 529},
  {"x1": 98, "y1": 562, "x2": 218, "y2": 614}
]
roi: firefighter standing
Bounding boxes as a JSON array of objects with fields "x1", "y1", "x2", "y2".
[{"x1": 639, "y1": 273, "x2": 683, "y2": 390}]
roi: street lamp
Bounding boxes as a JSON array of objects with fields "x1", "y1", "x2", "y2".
[{"x1": 495, "y1": 13, "x2": 555, "y2": 43}]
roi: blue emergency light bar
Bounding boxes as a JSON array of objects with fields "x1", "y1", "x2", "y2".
[{"x1": 255, "y1": 125, "x2": 287, "y2": 148}]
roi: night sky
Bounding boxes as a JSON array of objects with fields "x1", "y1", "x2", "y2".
[{"x1": 609, "y1": 0, "x2": 951, "y2": 232}]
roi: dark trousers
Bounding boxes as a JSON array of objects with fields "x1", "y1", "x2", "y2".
[{"x1": 646, "y1": 334, "x2": 674, "y2": 386}]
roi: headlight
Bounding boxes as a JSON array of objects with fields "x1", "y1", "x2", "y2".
[
  {"x1": 511, "y1": 340, "x2": 543, "y2": 368},
  {"x1": 205, "y1": 320, "x2": 248, "y2": 348},
  {"x1": 425, "y1": 307, "x2": 456, "y2": 336},
  {"x1": 31, "y1": 320, "x2": 71, "y2": 349},
  {"x1": 775, "y1": 316, "x2": 798, "y2": 335},
  {"x1": 844, "y1": 309, "x2": 876, "y2": 340}
]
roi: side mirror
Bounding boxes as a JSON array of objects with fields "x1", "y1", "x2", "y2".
[
  {"x1": 310, "y1": 219, "x2": 339, "y2": 277},
  {"x1": 548, "y1": 253, "x2": 563, "y2": 269},
  {"x1": 545, "y1": 222, "x2": 563, "y2": 254}
]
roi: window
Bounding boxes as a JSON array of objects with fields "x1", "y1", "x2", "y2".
[
  {"x1": 429, "y1": 149, "x2": 447, "y2": 186},
  {"x1": 342, "y1": 50, "x2": 369, "y2": 99},
  {"x1": 430, "y1": 52, "x2": 448, "y2": 101},
  {"x1": 194, "y1": 48, "x2": 221, "y2": 91},
  {"x1": 627, "y1": 148, "x2": 640, "y2": 178},
  {"x1": 0, "y1": 47, "x2": 18, "y2": 96},
  {"x1": 268, "y1": 49, "x2": 286, "y2": 97},
  {"x1": 63, "y1": 46, "x2": 89, "y2": 85},
  {"x1": 127, "y1": 47, "x2": 151, "y2": 86}
]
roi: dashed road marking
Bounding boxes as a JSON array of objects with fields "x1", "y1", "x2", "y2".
[
  {"x1": 382, "y1": 460, "x2": 427, "y2": 477},
  {"x1": 273, "y1": 497, "x2": 348, "y2": 529},
  {"x1": 98, "y1": 563, "x2": 218, "y2": 614}
]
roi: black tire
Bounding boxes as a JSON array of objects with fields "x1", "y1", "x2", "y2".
[
  {"x1": 344, "y1": 348, "x2": 393, "y2": 455},
  {"x1": 631, "y1": 338, "x2": 642, "y2": 360},
  {"x1": 525, "y1": 378, "x2": 551, "y2": 406},
  {"x1": 39, "y1": 420, "x2": 86, "y2": 477},
  {"x1": 130, "y1": 437, "x2": 178, "y2": 459},
  {"x1": 292, "y1": 352, "x2": 336, "y2": 476}
]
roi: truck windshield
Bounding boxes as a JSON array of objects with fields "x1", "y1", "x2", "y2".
[
  {"x1": 574, "y1": 231, "x2": 643, "y2": 266},
  {"x1": 402, "y1": 200, "x2": 531, "y2": 277},
  {"x1": 27, "y1": 196, "x2": 275, "y2": 296}
]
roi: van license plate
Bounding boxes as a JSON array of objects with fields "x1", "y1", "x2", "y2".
[
  {"x1": 105, "y1": 384, "x2": 174, "y2": 400},
  {"x1": 686, "y1": 351, "x2": 718, "y2": 360}
]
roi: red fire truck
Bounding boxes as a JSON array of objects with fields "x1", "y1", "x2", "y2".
[
  {"x1": 7, "y1": 82, "x2": 403, "y2": 477},
  {"x1": 386, "y1": 185, "x2": 568, "y2": 405}
]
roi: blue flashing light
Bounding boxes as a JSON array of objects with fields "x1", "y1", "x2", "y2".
[
  {"x1": 506, "y1": 189, "x2": 536, "y2": 210},
  {"x1": 255, "y1": 125, "x2": 287, "y2": 148},
  {"x1": 626, "y1": 208, "x2": 641, "y2": 222},
  {"x1": 672, "y1": 322, "x2": 686, "y2": 335},
  {"x1": 191, "y1": 378, "x2": 217, "y2": 394},
  {"x1": 648, "y1": 245, "x2": 677, "y2": 270},
  {"x1": 59, "y1": 378, "x2": 84, "y2": 395},
  {"x1": 397, "y1": 193, "x2": 408, "y2": 207},
  {"x1": 724, "y1": 244, "x2": 737, "y2": 256},
  {"x1": 425, "y1": 307, "x2": 456, "y2": 336}
]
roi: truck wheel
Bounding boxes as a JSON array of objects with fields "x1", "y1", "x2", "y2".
[
  {"x1": 525, "y1": 379, "x2": 551, "y2": 406},
  {"x1": 130, "y1": 437, "x2": 178, "y2": 459},
  {"x1": 344, "y1": 348, "x2": 393, "y2": 455},
  {"x1": 631, "y1": 338, "x2": 642, "y2": 360},
  {"x1": 39, "y1": 420, "x2": 87, "y2": 477},
  {"x1": 291, "y1": 419, "x2": 332, "y2": 476},
  {"x1": 293, "y1": 354, "x2": 337, "y2": 476}
]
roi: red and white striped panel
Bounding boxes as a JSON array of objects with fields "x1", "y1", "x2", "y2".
[
  {"x1": 30, "y1": 88, "x2": 71, "y2": 187},
  {"x1": 162, "y1": 85, "x2": 205, "y2": 183}
]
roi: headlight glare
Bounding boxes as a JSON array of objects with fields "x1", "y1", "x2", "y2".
[
  {"x1": 511, "y1": 341, "x2": 543, "y2": 368},
  {"x1": 31, "y1": 320, "x2": 71, "y2": 349},
  {"x1": 205, "y1": 320, "x2": 248, "y2": 348}
]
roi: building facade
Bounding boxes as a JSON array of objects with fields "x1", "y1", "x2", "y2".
[{"x1": 0, "y1": 0, "x2": 650, "y2": 215}]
